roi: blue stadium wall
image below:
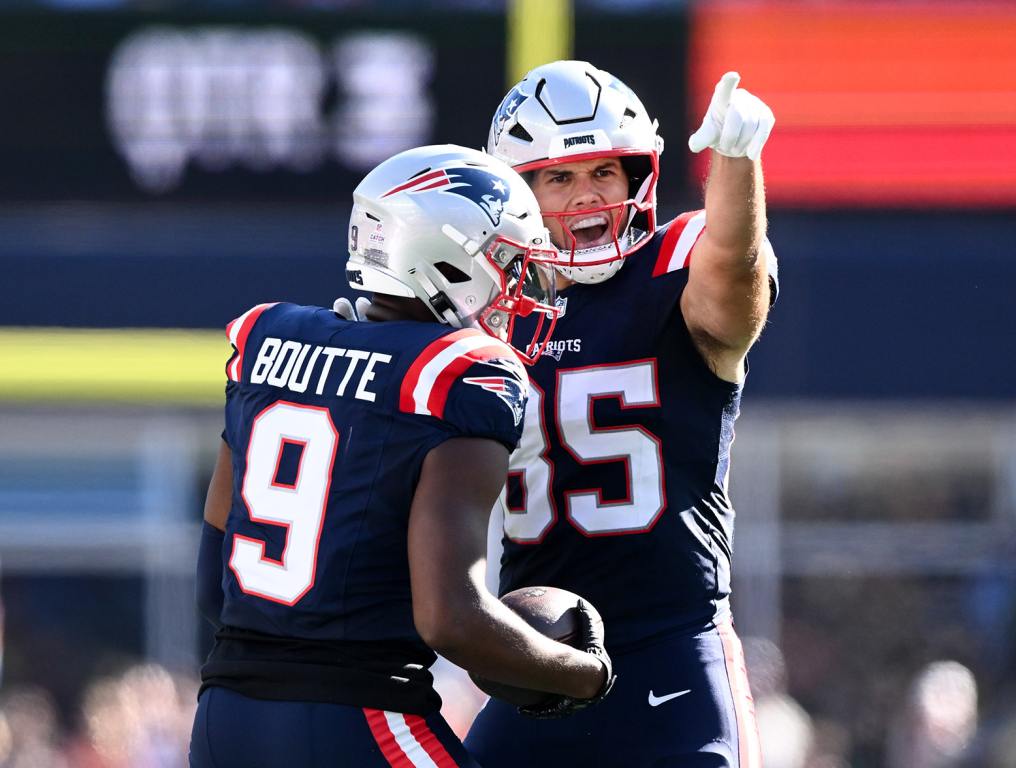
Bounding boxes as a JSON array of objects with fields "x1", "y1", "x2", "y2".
[{"x1": 4, "y1": 208, "x2": 1013, "y2": 400}]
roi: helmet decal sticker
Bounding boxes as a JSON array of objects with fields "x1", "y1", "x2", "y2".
[
  {"x1": 607, "y1": 76, "x2": 637, "y2": 101},
  {"x1": 491, "y1": 84, "x2": 528, "y2": 144},
  {"x1": 442, "y1": 167, "x2": 511, "y2": 227},
  {"x1": 382, "y1": 167, "x2": 512, "y2": 228}
]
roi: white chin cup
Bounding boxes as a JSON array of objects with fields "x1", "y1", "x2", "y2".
[
  {"x1": 554, "y1": 233, "x2": 630, "y2": 284},
  {"x1": 557, "y1": 259, "x2": 623, "y2": 284}
]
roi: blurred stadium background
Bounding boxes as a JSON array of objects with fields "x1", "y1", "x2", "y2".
[{"x1": 0, "y1": 0, "x2": 1014, "y2": 765}]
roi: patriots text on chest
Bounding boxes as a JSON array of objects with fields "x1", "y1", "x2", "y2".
[{"x1": 248, "y1": 337, "x2": 392, "y2": 402}]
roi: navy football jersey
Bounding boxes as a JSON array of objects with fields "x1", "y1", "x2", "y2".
[
  {"x1": 497, "y1": 211, "x2": 776, "y2": 650},
  {"x1": 203, "y1": 302, "x2": 527, "y2": 714}
]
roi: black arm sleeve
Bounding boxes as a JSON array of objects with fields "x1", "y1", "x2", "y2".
[{"x1": 196, "y1": 521, "x2": 226, "y2": 628}]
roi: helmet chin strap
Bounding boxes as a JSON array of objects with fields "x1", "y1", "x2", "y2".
[
  {"x1": 633, "y1": 174, "x2": 654, "y2": 208},
  {"x1": 416, "y1": 272, "x2": 463, "y2": 327},
  {"x1": 560, "y1": 259, "x2": 623, "y2": 285},
  {"x1": 628, "y1": 176, "x2": 653, "y2": 230}
]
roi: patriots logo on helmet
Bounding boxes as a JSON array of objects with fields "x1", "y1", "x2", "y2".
[
  {"x1": 607, "y1": 76, "x2": 637, "y2": 101},
  {"x1": 381, "y1": 167, "x2": 511, "y2": 227},
  {"x1": 491, "y1": 84, "x2": 527, "y2": 143},
  {"x1": 463, "y1": 374, "x2": 526, "y2": 426}
]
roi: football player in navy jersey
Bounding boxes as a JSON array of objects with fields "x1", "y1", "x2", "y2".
[
  {"x1": 464, "y1": 63, "x2": 778, "y2": 767},
  {"x1": 189, "y1": 145, "x2": 614, "y2": 768}
]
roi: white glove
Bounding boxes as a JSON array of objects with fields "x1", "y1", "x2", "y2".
[
  {"x1": 332, "y1": 296, "x2": 374, "y2": 321},
  {"x1": 688, "y1": 72, "x2": 774, "y2": 161}
]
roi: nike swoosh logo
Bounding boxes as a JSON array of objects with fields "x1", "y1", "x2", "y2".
[{"x1": 648, "y1": 689, "x2": 691, "y2": 707}]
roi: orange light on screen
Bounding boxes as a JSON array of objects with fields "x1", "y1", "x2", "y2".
[{"x1": 689, "y1": 2, "x2": 1016, "y2": 207}]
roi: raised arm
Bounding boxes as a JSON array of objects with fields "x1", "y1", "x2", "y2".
[
  {"x1": 681, "y1": 72, "x2": 775, "y2": 382},
  {"x1": 408, "y1": 437, "x2": 608, "y2": 703}
]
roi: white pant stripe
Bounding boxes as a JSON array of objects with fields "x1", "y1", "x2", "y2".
[{"x1": 382, "y1": 711, "x2": 440, "y2": 768}]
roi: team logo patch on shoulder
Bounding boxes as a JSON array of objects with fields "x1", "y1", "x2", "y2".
[
  {"x1": 463, "y1": 374, "x2": 526, "y2": 426},
  {"x1": 381, "y1": 167, "x2": 511, "y2": 227},
  {"x1": 463, "y1": 356, "x2": 526, "y2": 426}
]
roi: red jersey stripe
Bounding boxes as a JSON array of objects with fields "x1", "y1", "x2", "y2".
[
  {"x1": 398, "y1": 329, "x2": 487, "y2": 415},
  {"x1": 424, "y1": 342, "x2": 511, "y2": 419},
  {"x1": 652, "y1": 211, "x2": 705, "y2": 277},
  {"x1": 225, "y1": 302, "x2": 277, "y2": 383}
]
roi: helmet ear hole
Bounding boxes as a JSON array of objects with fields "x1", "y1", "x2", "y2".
[
  {"x1": 434, "y1": 261, "x2": 471, "y2": 284},
  {"x1": 509, "y1": 123, "x2": 534, "y2": 142}
]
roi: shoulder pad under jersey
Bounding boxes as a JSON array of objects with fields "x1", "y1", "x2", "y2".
[
  {"x1": 651, "y1": 210, "x2": 706, "y2": 277},
  {"x1": 224, "y1": 302, "x2": 278, "y2": 383},
  {"x1": 398, "y1": 328, "x2": 529, "y2": 450}
]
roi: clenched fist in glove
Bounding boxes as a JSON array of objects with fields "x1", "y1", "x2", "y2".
[
  {"x1": 688, "y1": 72, "x2": 774, "y2": 161},
  {"x1": 518, "y1": 599, "x2": 616, "y2": 719}
]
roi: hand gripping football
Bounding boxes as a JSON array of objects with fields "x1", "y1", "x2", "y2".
[{"x1": 469, "y1": 586, "x2": 593, "y2": 708}]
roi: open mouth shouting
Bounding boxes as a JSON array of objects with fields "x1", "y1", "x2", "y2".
[
  {"x1": 565, "y1": 212, "x2": 616, "y2": 249},
  {"x1": 568, "y1": 211, "x2": 621, "y2": 250}
]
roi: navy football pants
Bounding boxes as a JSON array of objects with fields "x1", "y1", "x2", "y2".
[
  {"x1": 190, "y1": 686, "x2": 480, "y2": 768},
  {"x1": 465, "y1": 618, "x2": 761, "y2": 768}
]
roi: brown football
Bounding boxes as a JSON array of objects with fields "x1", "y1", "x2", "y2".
[{"x1": 469, "y1": 586, "x2": 592, "y2": 708}]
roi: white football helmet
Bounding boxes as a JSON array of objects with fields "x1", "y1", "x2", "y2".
[
  {"x1": 488, "y1": 60, "x2": 664, "y2": 284},
  {"x1": 346, "y1": 144, "x2": 559, "y2": 363}
]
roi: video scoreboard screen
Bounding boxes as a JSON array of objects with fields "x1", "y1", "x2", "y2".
[
  {"x1": 3, "y1": 5, "x2": 1007, "y2": 208},
  {"x1": 0, "y1": 10, "x2": 688, "y2": 204}
]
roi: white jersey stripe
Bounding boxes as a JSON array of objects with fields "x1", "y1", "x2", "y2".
[
  {"x1": 228, "y1": 350, "x2": 245, "y2": 383},
  {"x1": 382, "y1": 711, "x2": 441, "y2": 768},
  {"x1": 665, "y1": 210, "x2": 706, "y2": 274},
  {"x1": 411, "y1": 334, "x2": 511, "y2": 416}
]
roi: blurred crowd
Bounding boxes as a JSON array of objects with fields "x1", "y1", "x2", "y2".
[
  {"x1": 746, "y1": 643, "x2": 1016, "y2": 768},
  {"x1": 4, "y1": 648, "x2": 1016, "y2": 768},
  {"x1": 0, "y1": 665, "x2": 196, "y2": 768}
]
